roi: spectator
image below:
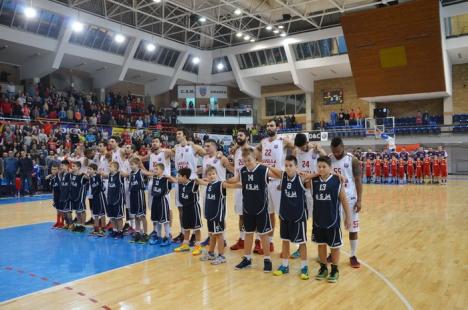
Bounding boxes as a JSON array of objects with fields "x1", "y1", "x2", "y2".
[
  {"x1": 135, "y1": 117, "x2": 144, "y2": 129},
  {"x1": 350, "y1": 109, "x2": 356, "y2": 124},
  {"x1": 344, "y1": 109, "x2": 350, "y2": 127},
  {"x1": 356, "y1": 107, "x2": 363, "y2": 127},
  {"x1": 423, "y1": 110, "x2": 430, "y2": 125},
  {"x1": 18, "y1": 151, "x2": 34, "y2": 195},
  {"x1": 338, "y1": 109, "x2": 344, "y2": 125},
  {"x1": 416, "y1": 111, "x2": 423, "y2": 125},
  {"x1": 4, "y1": 151, "x2": 18, "y2": 195},
  {"x1": 330, "y1": 110, "x2": 337, "y2": 126}
]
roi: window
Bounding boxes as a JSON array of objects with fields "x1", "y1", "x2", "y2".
[
  {"x1": 236, "y1": 46, "x2": 287, "y2": 69},
  {"x1": 293, "y1": 35, "x2": 348, "y2": 61},
  {"x1": 69, "y1": 24, "x2": 130, "y2": 56},
  {"x1": 265, "y1": 94, "x2": 306, "y2": 116},
  {"x1": 133, "y1": 41, "x2": 181, "y2": 68},
  {"x1": 211, "y1": 56, "x2": 232, "y2": 74},
  {"x1": 182, "y1": 55, "x2": 199, "y2": 74}
]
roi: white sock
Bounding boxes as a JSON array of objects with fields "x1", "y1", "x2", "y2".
[
  {"x1": 164, "y1": 222, "x2": 171, "y2": 237},
  {"x1": 240, "y1": 231, "x2": 245, "y2": 240},
  {"x1": 130, "y1": 219, "x2": 135, "y2": 228},
  {"x1": 301, "y1": 260, "x2": 307, "y2": 268},
  {"x1": 245, "y1": 255, "x2": 252, "y2": 260},
  {"x1": 155, "y1": 222, "x2": 161, "y2": 237},
  {"x1": 350, "y1": 239, "x2": 358, "y2": 257},
  {"x1": 255, "y1": 234, "x2": 260, "y2": 241},
  {"x1": 268, "y1": 236, "x2": 273, "y2": 243},
  {"x1": 282, "y1": 259, "x2": 289, "y2": 267},
  {"x1": 264, "y1": 256, "x2": 271, "y2": 260}
]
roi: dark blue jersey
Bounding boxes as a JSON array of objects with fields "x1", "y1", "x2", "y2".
[
  {"x1": 390, "y1": 151, "x2": 399, "y2": 159},
  {"x1": 59, "y1": 173, "x2": 71, "y2": 203},
  {"x1": 382, "y1": 152, "x2": 391, "y2": 161},
  {"x1": 151, "y1": 176, "x2": 170, "y2": 198},
  {"x1": 279, "y1": 172, "x2": 307, "y2": 222},
  {"x1": 70, "y1": 173, "x2": 87, "y2": 202},
  {"x1": 240, "y1": 164, "x2": 269, "y2": 215},
  {"x1": 414, "y1": 151, "x2": 426, "y2": 160},
  {"x1": 178, "y1": 180, "x2": 199, "y2": 207},
  {"x1": 90, "y1": 175, "x2": 105, "y2": 196},
  {"x1": 365, "y1": 152, "x2": 376, "y2": 161},
  {"x1": 204, "y1": 181, "x2": 226, "y2": 221},
  {"x1": 129, "y1": 169, "x2": 145, "y2": 193},
  {"x1": 312, "y1": 174, "x2": 342, "y2": 229},
  {"x1": 107, "y1": 172, "x2": 125, "y2": 206},
  {"x1": 51, "y1": 174, "x2": 61, "y2": 205},
  {"x1": 399, "y1": 151, "x2": 409, "y2": 161}
]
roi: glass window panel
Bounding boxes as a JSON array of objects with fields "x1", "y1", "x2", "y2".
[
  {"x1": 337, "y1": 35, "x2": 348, "y2": 54},
  {"x1": 295, "y1": 94, "x2": 306, "y2": 114},
  {"x1": 272, "y1": 48, "x2": 282, "y2": 63},
  {"x1": 250, "y1": 52, "x2": 259, "y2": 67},
  {"x1": 275, "y1": 97, "x2": 285, "y2": 115},
  {"x1": 265, "y1": 49, "x2": 275, "y2": 65},
  {"x1": 330, "y1": 38, "x2": 339, "y2": 56},
  {"x1": 279, "y1": 47, "x2": 287, "y2": 62},
  {"x1": 285, "y1": 95, "x2": 295, "y2": 115},
  {"x1": 258, "y1": 50, "x2": 267, "y2": 65},
  {"x1": 266, "y1": 98, "x2": 275, "y2": 116},
  {"x1": 236, "y1": 55, "x2": 245, "y2": 69},
  {"x1": 244, "y1": 53, "x2": 253, "y2": 68}
]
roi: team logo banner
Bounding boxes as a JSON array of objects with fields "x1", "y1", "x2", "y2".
[{"x1": 178, "y1": 85, "x2": 228, "y2": 99}]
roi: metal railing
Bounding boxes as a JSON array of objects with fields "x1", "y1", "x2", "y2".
[{"x1": 163, "y1": 108, "x2": 252, "y2": 118}]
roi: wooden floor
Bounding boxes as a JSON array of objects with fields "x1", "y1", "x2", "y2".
[{"x1": 1, "y1": 180, "x2": 467, "y2": 310}]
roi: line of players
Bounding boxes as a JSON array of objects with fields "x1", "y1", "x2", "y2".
[
  {"x1": 46, "y1": 123, "x2": 362, "y2": 282},
  {"x1": 359, "y1": 146, "x2": 448, "y2": 184}
]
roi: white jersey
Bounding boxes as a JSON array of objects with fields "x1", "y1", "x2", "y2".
[
  {"x1": 202, "y1": 155, "x2": 226, "y2": 180},
  {"x1": 119, "y1": 157, "x2": 131, "y2": 175},
  {"x1": 149, "y1": 151, "x2": 171, "y2": 175},
  {"x1": 97, "y1": 154, "x2": 109, "y2": 174},
  {"x1": 261, "y1": 137, "x2": 285, "y2": 169},
  {"x1": 296, "y1": 148, "x2": 319, "y2": 174},
  {"x1": 330, "y1": 153, "x2": 357, "y2": 199},
  {"x1": 175, "y1": 144, "x2": 198, "y2": 178},
  {"x1": 111, "y1": 148, "x2": 121, "y2": 163}
]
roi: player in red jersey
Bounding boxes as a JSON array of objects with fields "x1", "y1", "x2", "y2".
[
  {"x1": 423, "y1": 155, "x2": 431, "y2": 184},
  {"x1": 365, "y1": 159, "x2": 372, "y2": 184},
  {"x1": 398, "y1": 159, "x2": 405, "y2": 184},
  {"x1": 390, "y1": 156, "x2": 398, "y2": 184},
  {"x1": 415, "y1": 158, "x2": 423, "y2": 184},
  {"x1": 432, "y1": 157, "x2": 440, "y2": 184},
  {"x1": 374, "y1": 156, "x2": 382, "y2": 184},
  {"x1": 440, "y1": 156, "x2": 447, "y2": 184},
  {"x1": 383, "y1": 158, "x2": 390, "y2": 184},
  {"x1": 407, "y1": 158, "x2": 414, "y2": 184}
]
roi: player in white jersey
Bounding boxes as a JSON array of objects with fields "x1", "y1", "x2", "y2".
[
  {"x1": 169, "y1": 128, "x2": 205, "y2": 243},
  {"x1": 256, "y1": 120, "x2": 295, "y2": 253},
  {"x1": 329, "y1": 137, "x2": 363, "y2": 268}
]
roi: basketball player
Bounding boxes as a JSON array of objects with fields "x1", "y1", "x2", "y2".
[
  {"x1": 329, "y1": 137, "x2": 362, "y2": 268},
  {"x1": 256, "y1": 120, "x2": 295, "y2": 253},
  {"x1": 87, "y1": 163, "x2": 107, "y2": 237},
  {"x1": 106, "y1": 161, "x2": 126, "y2": 239},
  {"x1": 128, "y1": 157, "x2": 149, "y2": 244},
  {"x1": 170, "y1": 128, "x2": 206, "y2": 243}
]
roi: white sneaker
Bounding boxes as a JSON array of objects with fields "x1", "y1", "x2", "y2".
[
  {"x1": 200, "y1": 252, "x2": 216, "y2": 261},
  {"x1": 211, "y1": 255, "x2": 226, "y2": 265}
]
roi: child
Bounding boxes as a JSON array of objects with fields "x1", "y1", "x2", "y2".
[
  {"x1": 390, "y1": 156, "x2": 398, "y2": 184},
  {"x1": 432, "y1": 157, "x2": 440, "y2": 184},
  {"x1": 440, "y1": 156, "x2": 447, "y2": 184},
  {"x1": 106, "y1": 161, "x2": 126, "y2": 239},
  {"x1": 88, "y1": 163, "x2": 107, "y2": 237},
  {"x1": 374, "y1": 156, "x2": 382, "y2": 184},
  {"x1": 272, "y1": 155, "x2": 310, "y2": 280},
  {"x1": 407, "y1": 158, "x2": 414, "y2": 184},
  {"x1": 312, "y1": 156, "x2": 351, "y2": 283},
  {"x1": 364, "y1": 159, "x2": 372, "y2": 184},
  {"x1": 398, "y1": 159, "x2": 406, "y2": 184},
  {"x1": 69, "y1": 161, "x2": 88, "y2": 233},
  {"x1": 128, "y1": 157, "x2": 149, "y2": 244},
  {"x1": 225, "y1": 148, "x2": 282, "y2": 272},
  {"x1": 198, "y1": 166, "x2": 238, "y2": 265},
  {"x1": 383, "y1": 158, "x2": 389, "y2": 184},
  {"x1": 423, "y1": 155, "x2": 431, "y2": 184},
  {"x1": 173, "y1": 167, "x2": 204, "y2": 255},
  {"x1": 59, "y1": 160, "x2": 72, "y2": 228},
  {"x1": 148, "y1": 163, "x2": 173, "y2": 246},
  {"x1": 416, "y1": 158, "x2": 423, "y2": 184},
  {"x1": 46, "y1": 163, "x2": 63, "y2": 229}
]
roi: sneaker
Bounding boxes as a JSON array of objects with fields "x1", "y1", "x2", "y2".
[
  {"x1": 114, "y1": 231, "x2": 123, "y2": 239},
  {"x1": 149, "y1": 236, "x2": 161, "y2": 246},
  {"x1": 85, "y1": 218, "x2": 94, "y2": 226},
  {"x1": 105, "y1": 222, "x2": 113, "y2": 231},
  {"x1": 272, "y1": 265, "x2": 289, "y2": 276},
  {"x1": 138, "y1": 234, "x2": 149, "y2": 244},
  {"x1": 290, "y1": 250, "x2": 301, "y2": 259},
  {"x1": 108, "y1": 231, "x2": 116, "y2": 238},
  {"x1": 211, "y1": 255, "x2": 226, "y2": 265},
  {"x1": 130, "y1": 232, "x2": 141, "y2": 243},
  {"x1": 160, "y1": 237, "x2": 171, "y2": 247},
  {"x1": 192, "y1": 245, "x2": 203, "y2": 256},
  {"x1": 96, "y1": 230, "x2": 105, "y2": 237},
  {"x1": 230, "y1": 239, "x2": 244, "y2": 250},
  {"x1": 89, "y1": 230, "x2": 98, "y2": 236},
  {"x1": 189, "y1": 234, "x2": 196, "y2": 247},
  {"x1": 56, "y1": 223, "x2": 65, "y2": 229},
  {"x1": 253, "y1": 239, "x2": 263, "y2": 255},
  {"x1": 200, "y1": 236, "x2": 210, "y2": 247},
  {"x1": 315, "y1": 266, "x2": 329, "y2": 281},
  {"x1": 300, "y1": 266, "x2": 310, "y2": 280},
  {"x1": 327, "y1": 269, "x2": 339, "y2": 283},
  {"x1": 263, "y1": 259, "x2": 272, "y2": 273},
  {"x1": 269, "y1": 242, "x2": 274, "y2": 252},
  {"x1": 235, "y1": 257, "x2": 252, "y2": 270},
  {"x1": 52, "y1": 222, "x2": 60, "y2": 229},
  {"x1": 350, "y1": 256, "x2": 361, "y2": 268},
  {"x1": 327, "y1": 254, "x2": 332, "y2": 263},
  {"x1": 122, "y1": 223, "x2": 132, "y2": 235},
  {"x1": 200, "y1": 252, "x2": 216, "y2": 261},
  {"x1": 172, "y1": 233, "x2": 184, "y2": 243},
  {"x1": 174, "y1": 243, "x2": 190, "y2": 252}
]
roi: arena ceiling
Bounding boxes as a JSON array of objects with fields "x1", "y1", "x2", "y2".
[{"x1": 50, "y1": 0, "x2": 403, "y2": 49}]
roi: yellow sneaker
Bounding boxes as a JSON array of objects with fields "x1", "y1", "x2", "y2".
[
  {"x1": 192, "y1": 244, "x2": 203, "y2": 256},
  {"x1": 174, "y1": 243, "x2": 190, "y2": 252}
]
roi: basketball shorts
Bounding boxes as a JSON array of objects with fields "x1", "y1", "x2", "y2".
[
  {"x1": 91, "y1": 194, "x2": 107, "y2": 217},
  {"x1": 129, "y1": 190, "x2": 146, "y2": 217},
  {"x1": 207, "y1": 219, "x2": 225, "y2": 234},
  {"x1": 148, "y1": 179, "x2": 173, "y2": 209},
  {"x1": 244, "y1": 209, "x2": 272, "y2": 235},
  {"x1": 280, "y1": 218, "x2": 307, "y2": 244},
  {"x1": 341, "y1": 197, "x2": 359, "y2": 233},
  {"x1": 151, "y1": 196, "x2": 170, "y2": 224},
  {"x1": 234, "y1": 189, "x2": 243, "y2": 215},
  {"x1": 312, "y1": 225, "x2": 342, "y2": 249},
  {"x1": 58, "y1": 200, "x2": 71, "y2": 212},
  {"x1": 267, "y1": 179, "x2": 281, "y2": 214},
  {"x1": 181, "y1": 203, "x2": 202, "y2": 230},
  {"x1": 106, "y1": 200, "x2": 125, "y2": 219},
  {"x1": 71, "y1": 200, "x2": 86, "y2": 213}
]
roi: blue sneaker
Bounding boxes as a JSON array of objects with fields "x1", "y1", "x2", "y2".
[
  {"x1": 160, "y1": 237, "x2": 171, "y2": 246},
  {"x1": 149, "y1": 231, "x2": 158, "y2": 239},
  {"x1": 273, "y1": 265, "x2": 289, "y2": 276},
  {"x1": 149, "y1": 236, "x2": 161, "y2": 246},
  {"x1": 201, "y1": 236, "x2": 210, "y2": 247},
  {"x1": 290, "y1": 249, "x2": 300, "y2": 259}
]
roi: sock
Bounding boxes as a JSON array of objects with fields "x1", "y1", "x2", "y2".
[
  {"x1": 350, "y1": 239, "x2": 358, "y2": 257},
  {"x1": 245, "y1": 255, "x2": 252, "y2": 260},
  {"x1": 301, "y1": 260, "x2": 307, "y2": 268},
  {"x1": 164, "y1": 222, "x2": 171, "y2": 237},
  {"x1": 240, "y1": 231, "x2": 245, "y2": 240},
  {"x1": 130, "y1": 219, "x2": 135, "y2": 229},
  {"x1": 264, "y1": 255, "x2": 271, "y2": 261},
  {"x1": 195, "y1": 241, "x2": 201, "y2": 246},
  {"x1": 155, "y1": 222, "x2": 162, "y2": 237},
  {"x1": 282, "y1": 259, "x2": 289, "y2": 267},
  {"x1": 268, "y1": 236, "x2": 273, "y2": 243},
  {"x1": 255, "y1": 234, "x2": 260, "y2": 241},
  {"x1": 331, "y1": 264, "x2": 338, "y2": 272}
]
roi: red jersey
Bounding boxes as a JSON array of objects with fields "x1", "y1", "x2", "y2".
[
  {"x1": 416, "y1": 161, "x2": 423, "y2": 178},
  {"x1": 391, "y1": 159, "x2": 398, "y2": 176},
  {"x1": 407, "y1": 160, "x2": 414, "y2": 177},
  {"x1": 423, "y1": 158, "x2": 431, "y2": 177},
  {"x1": 433, "y1": 159, "x2": 440, "y2": 177},
  {"x1": 398, "y1": 162, "x2": 405, "y2": 179},
  {"x1": 383, "y1": 161, "x2": 389, "y2": 177},
  {"x1": 365, "y1": 161, "x2": 372, "y2": 177},
  {"x1": 440, "y1": 159, "x2": 447, "y2": 177},
  {"x1": 375, "y1": 159, "x2": 382, "y2": 177}
]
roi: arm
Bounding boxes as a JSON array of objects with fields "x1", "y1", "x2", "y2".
[
  {"x1": 222, "y1": 180, "x2": 241, "y2": 189},
  {"x1": 191, "y1": 143, "x2": 206, "y2": 156},
  {"x1": 299, "y1": 172, "x2": 320, "y2": 182},
  {"x1": 225, "y1": 174, "x2": 240, "y2": 184},
  {"x1": 221, "y1": 156, "x2": 234, "y2": 174},
  {"x1": 164, "y1": 175, "x2": 178, "y2": 184},
  {"x1": 267, "y1": 166, "x2": 283, "y2": 179},
  {"x1": 339, "y1": 186, "x2": 351, "y2": 230},
  {"x1": 352, "y1": 157, "x2": 362, "y2": 213},
  {"x1": 283, "y1": 138, "x2": 295, "y2": 150}
]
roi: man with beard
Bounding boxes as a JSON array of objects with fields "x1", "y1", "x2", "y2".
[
  {"x1": 329, "y1": 137, "x2": 363, "y2": 268},
  {"x1": 169, "y1": 128, "x2": 206, "y2": 243},
  {"x1": 256, "y1": 120, "x2": 295, "y2": 253}
]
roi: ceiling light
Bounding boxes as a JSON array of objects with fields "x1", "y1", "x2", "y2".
[
  {"x1": 266, "y1": 25, "x2": 272, "y2": 31},
  {"x1": 243, "y1": 35, "x2": 250, "y2": 41},
  {"x1": 114, "y1": 34, "x2": 126, "y2": 43},
  {"x1": 236, "y1": 32, "x2": 242, "y2": 38},
  {"x1": 280, "y1": 32, "x2": 287, "y2": 37},
  {"x1": 146, "y1": 43, "x2": 156, "y2": 52},
  {"x1": 71, "y1": 21, "x2": 84, "y2": 33},
  {"x1": 278, "y1": 25, "x2": 284, "y2": 29},
  {"x1": 153, "y1": 0, "x2": 162, "y2": 3},
  {"x1": 273, "y1": 29, "x2": 279, "y2": 34},
  {"x1": 199, "y1": 16, "x2": 207, "y2": 23},
  {"x1": 24, "y1": 7, "x2": 37, "y2": 19},
  {"x1": 234, "y1": 8, "x2": 242, "y2": 15},
  {"x1": 192, "y1": 56, "x2": 200, "y2": 64},
  {"x1": 250, "y1": 39, "x2": 256, "y2": 42},
  {"x1": 217, "y1": 63, "x2": 225, "y2": 71}
]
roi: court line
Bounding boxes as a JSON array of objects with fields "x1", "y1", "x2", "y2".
[
  {"x1": 0, "y1": 252, "x2": 174, "y2": 306},
  {"x1": 342, "y1": 250, "x2": 413, "y2": 310},
  {"x1": 0, "y1": 221, "x2": 51, "y2": 230}
]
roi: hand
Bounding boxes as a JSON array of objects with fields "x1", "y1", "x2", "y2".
[
  {"x1": 276, "y1": 184, "x2": 281, "y2": 191},
  {"x1": 216, "y1": 151, "x2": 223, "y2": 159},
  {"x1": 354, "y1": 200, "x2": 362, "y2": 213},
  {"x1": 344, "y1": 215, "x2": 351, "y2": 230}
]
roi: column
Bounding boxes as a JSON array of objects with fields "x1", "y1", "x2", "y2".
[
  {"x1": 443, "y1": 96, "x2": 453, "y2": 125},
  {"x1": 305, "y1": 92, "x2": 313, "y2": 131}
]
